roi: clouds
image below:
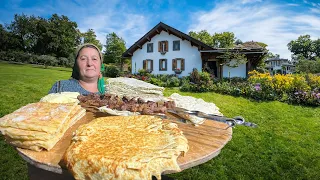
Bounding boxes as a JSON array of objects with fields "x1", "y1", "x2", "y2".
[
  {"x1": 1, "y1": 0, "x2": 319, "y2": 59},
  {"x1": 188, "y1": 1, "x2": 320, "y2": 59}
]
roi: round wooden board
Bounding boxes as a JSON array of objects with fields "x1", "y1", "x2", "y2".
[{"x1": 16, "y1": 111, "x2": 232, "y2": 175}]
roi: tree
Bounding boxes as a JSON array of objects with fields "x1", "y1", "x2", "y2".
[
  {"x1": 7, "y1": 14, "x2": 38, "y2": 52},
  {"x1": 295, "y1": 58, "x2": 320, "y2": 74},
  {"x1": 235, "y1": 39, "x2": 243, "y2": 45},
  {"x1": 313, "y1": 38, "x2": 320, "y2": 58},
  {"x1": 104, "y1": 32, "x2": 126, "y2": 70},
  {"x1": 188, "y1": 30, "x2": 237, "y2": 48},
  {"x1": 46, "y1": 14, "x2": 81, "y2": 57},
  {"x1": 212, "y1": 32, "x2": 236, "y2": 48},
  {"x1": 82, "y1": 29, "x2": 102, "y2": 50},
  {"x1": 287, "y1": 35, "x2": 318, "y2": 61},
  {"x1": 189, "y1": 30, "x2": 214, "y2": 46},
  {"x1": 6, "y1": 13, "x2": 80, "y2": 58},
  {"x1": 0, "y1": 24, "x2": 22, "y2": 51}
]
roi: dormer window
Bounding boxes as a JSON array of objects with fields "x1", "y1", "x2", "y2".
[{"x1": 158, "y1": 41, "x2": 168, "y2": 54}]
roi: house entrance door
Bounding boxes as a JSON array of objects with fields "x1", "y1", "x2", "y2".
[{"x1": 205, "y1": 61, "x2": 218, "y2": 78}]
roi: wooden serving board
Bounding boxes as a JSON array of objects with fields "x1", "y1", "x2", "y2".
[{"x1": 16, "y1": 110, "x2": 232, "y2": 176}]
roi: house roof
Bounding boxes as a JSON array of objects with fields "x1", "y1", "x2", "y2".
[
  {"x1": 265, "y1": 57, "x2": 289, "y2": 62},
  {"x1": 200, "y1": 41, "x2": 266, "y2": 54},
  {"x1": 122, "y1": 22, "x2": 213, "y2": 58},
  {"x1": 234, "y1": 41, "x2": 264, "y2": 50}
]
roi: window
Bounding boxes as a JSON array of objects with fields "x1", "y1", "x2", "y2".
[
  {"x1": 173, "y1": 40, "x2": 180, "y2": 51},
  {"x1": 147, "y1": 43, "x2": 153, "y2": 53},
  {"x1": 159, "y1": 59, "x2": 167, "y2": 71},
  {"x1": 158, "y1": 41, "x2": 168, "y2": 54},
  {"x1": 172, "y1": 58, "x2": 185, "y2": 71},
  {"x1": 143, "y1": 59, "x2": 153, "y2": 71}
]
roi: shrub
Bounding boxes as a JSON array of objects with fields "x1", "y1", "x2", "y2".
[
  {"x1": 138, "y1": 69, "x2": 151, "y2": 77},
  {"x1": 148, "y1": 77, "x2": 164, "y2": 87},
  {"x1": 104, "y1": 65, "x2": 120, "y2": 77},
  {"x1": 287, "y1": 88, "x2": 320, "y2": 106},
  {"x1": 58, "y1": 57, "x2": 69, "y2": 67},
  {"x1": 306, "y1": 73, "x2": 320, "y2": 90},
  {"x1": 167, "y1": 76, "x2": 180, "y2": 87},
  {"x1": 37, "y1": 55, "x2": 57, "y2": 68}
]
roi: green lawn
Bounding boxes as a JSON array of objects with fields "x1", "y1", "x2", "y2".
[{"x1": 1, "y1": 62, "x2": 319, "y2": 180}]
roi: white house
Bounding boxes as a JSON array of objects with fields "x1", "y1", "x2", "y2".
[
  {"x1": 265, "y1": 57, "x2": 295, "y2": 75},
  {"x1": 123, "y1": 22, "x2": 267, "y2": 78}
]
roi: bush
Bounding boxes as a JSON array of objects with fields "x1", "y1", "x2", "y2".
[
  {"x1": 104, "y1": 65, "x2": 120, "y2": 77},
  {"x1": 167, "y1": 76, "x2": 180, "y2": 87},
  {"x1": 138, "y1": 69, "x2": 152, "y2": 76},
  {"x1": 0, "y1": 51, "x2": 34, "y2": 63},
  {"x1": 37, "y1": 55, "x2": 57, "y2": 68}
]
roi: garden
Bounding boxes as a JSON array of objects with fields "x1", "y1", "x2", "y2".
[{"x1": 121, "y1": 68, "x2": 320, "y2": 107}]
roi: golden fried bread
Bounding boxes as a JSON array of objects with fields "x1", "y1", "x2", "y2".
[
  {"x1": 0, "y1": 102, "x2": 78, "y2": 133},
  {"x1": 2, "y1": 106, "x2": 83, "y2": 140},
  {"x1": 64, "y1": 115, "x2": 188, "y2": 180},
  {"x1": 6, "y1": 109, "x2": 86, "y2": 151}
]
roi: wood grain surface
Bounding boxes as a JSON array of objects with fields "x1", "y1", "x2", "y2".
[{"x1": 16, "y1": 110, "x2": 232, "y2": 175}]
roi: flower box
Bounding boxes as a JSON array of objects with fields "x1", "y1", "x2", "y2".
[{"x1": 174, "y1": 69, "x2": 182, "y2": 74}]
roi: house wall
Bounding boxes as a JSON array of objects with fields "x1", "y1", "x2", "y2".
[
  {"x1": 222, "y1": 63, "x2": 246, "y2": 78},
  {"x1": 131, "y1": 31, "x2": 202, "y2": 76}
]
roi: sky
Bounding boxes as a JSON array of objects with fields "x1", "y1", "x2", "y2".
[{"x1": 0, "y1": 0, "x2": 319, "y2": 59}]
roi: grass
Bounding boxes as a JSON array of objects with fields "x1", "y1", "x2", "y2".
[{"x1": 0, "y1": 62, "x2": 320, "y2": 180}]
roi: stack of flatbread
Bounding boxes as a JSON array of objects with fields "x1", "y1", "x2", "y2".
[
  {"x1": 64, "y1": 115, "x2": 188, "y2": 180},
  {"x1": 0, "y1": 101, "x2": 86, "y2": 151}
]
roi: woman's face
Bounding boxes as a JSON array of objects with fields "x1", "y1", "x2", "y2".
[{"x1": 77, "y1": 47, "x2": 101, "y2": 80}]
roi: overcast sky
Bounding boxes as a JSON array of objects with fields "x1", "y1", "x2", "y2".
[{"x1": 1, "y1": 0, "x2": 319, "y2": 59}]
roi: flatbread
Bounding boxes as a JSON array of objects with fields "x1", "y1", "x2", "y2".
[
  {"x1": 6, "y1": 109, "x2": 86, "y2": 151},
  {"x1": 0, "y1": 102, "x2": 78, "y2": 133},
  {"x1": 2, "y1": 107, "x2": 85, "y2": 141},
  {"x1": 64, "y1": 115, "x2": 188, "y2": 180},
  {"x1": 40, "y1": 92, "x2": 80, "y2": 104}
]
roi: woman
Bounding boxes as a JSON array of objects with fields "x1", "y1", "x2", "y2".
[{"x1": 48, "y1": 43, "x2": 105, "y2": 95}]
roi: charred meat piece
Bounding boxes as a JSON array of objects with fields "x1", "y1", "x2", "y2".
[{"x1": 78, "y1": 93, "x2": 176, "y2": 114}]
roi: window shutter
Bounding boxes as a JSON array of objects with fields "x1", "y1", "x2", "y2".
[
  {"x1": 158, "y1": 41, "x2": 161, "y2": 52},
  {"x1": 151, "y1": 60, "x2": 153, "y2": 71},
  {"x1": 181, "y1": 59, "x2": 185, "y2": 70},
  {"x1": 165, "y1": 59, "x2": 167, "y2": 71},
  {"x1": 165, "y1": 41, "x2": 168, "y2": 52},
  {"x1": 172, "y1": 59, "x2": 177, "y2": 70},
  {"x1": 159, "y1": 59, "x2": 162, "y2": 71},
  {"x1": 143, "y1": 60, "x2": 146, "y2": 70}
]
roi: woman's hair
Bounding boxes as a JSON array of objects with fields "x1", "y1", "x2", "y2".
[{"x1": 71, "y1": 44, "x2": 102, "y2": 80}]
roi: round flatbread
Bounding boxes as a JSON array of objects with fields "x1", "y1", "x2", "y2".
[{"x1": 64, "y1": 115, "x2": 188, "y2": 180}]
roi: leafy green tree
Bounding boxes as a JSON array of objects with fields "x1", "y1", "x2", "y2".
[
  {"x1": 7, "y1": 14, "x2": 38, "y2": 52},
  {"x1": 313, "y1": 38, "x2": 320, "y2": 58},
  {"x1": 104, "y1": 32, "x2": 126, "y2": 70},
  {"x1": 189, "y1": 30, "x2": 214, "y2": 46},
  {"x1": 46, "y1": 14, "x2": 81, "y2": 57},
  {"x1": 235, "y1": 39, "x2": 243, "y2": 45},
  {"x1": 82, "y1": 29, "x2": 102, "y2": 50},
  {"x1": 0, "y1": 24, "x2": 22, "y2": 51},
  {"x1": 212, "y1": 32, "x2": 236, "y2": 48},
  {"x1": 6, "y1": 13, "x2": 80, "y2": 58},
  {"x1": 287, "y1": 35, "x2": 317, "y2": 60},
  {"x1": 295, "y1": 58, "x2": 320, "y2": 74}
]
